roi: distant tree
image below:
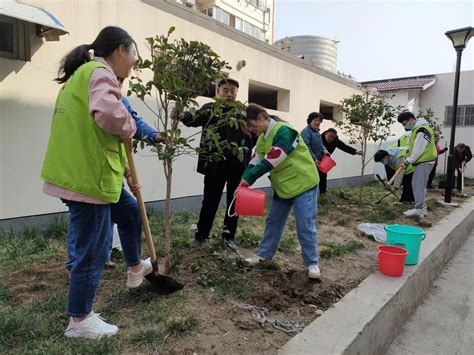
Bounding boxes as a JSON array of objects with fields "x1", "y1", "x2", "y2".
[
  {"x1": 338, "y1": 86, "x2": 401, "y2": 200},
  {"x1": 417, "y1": 108, "x2": 443, "y2": 139}
]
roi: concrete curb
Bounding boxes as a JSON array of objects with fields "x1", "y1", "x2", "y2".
[{"x1": 280, "y1": 198, "x2": 474, "y2": 355}]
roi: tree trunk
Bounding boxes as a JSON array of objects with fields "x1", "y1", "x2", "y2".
[
  {"x1": 358, "y1": 138, "x2": 367, "y2": 201},
  {"x1": 163, "y1": 159, "x2": 173, "y2": 274}
]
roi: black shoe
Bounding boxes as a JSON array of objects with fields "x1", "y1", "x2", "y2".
[
  {"x1": 191, "y1": 238, "x2": 206, "y2": 249},
  {"x1": 223, "y1": 238, "x2": 239, "y2": 252}
]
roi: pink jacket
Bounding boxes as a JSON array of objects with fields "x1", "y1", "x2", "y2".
[{"x1": 43, "y1": 57, "x2": 136, "y2": 204}]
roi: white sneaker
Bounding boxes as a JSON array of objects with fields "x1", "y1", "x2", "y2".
[
  {"x1": 403, "y1": 208, "x2": 426, "y2": 218},
  {"x1": 245, "y1": 254, "x2": 266, "y2": 266},
  {"x1": 308, "y1": 264, "x2": 321, "y2": 279},
  {"x1": 64, "y1": 312, "x2": 118, "y2": 339},
  {"x1": 126, "y1": 258, "x2": 153, "y2": 288}
]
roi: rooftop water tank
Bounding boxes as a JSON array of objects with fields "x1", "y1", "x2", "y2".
[{"x1": 274, "y1": 35, "x2": 338, "y2": 73}]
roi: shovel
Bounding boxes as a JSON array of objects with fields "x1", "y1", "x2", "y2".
[
  {"x1": 374, "y1": 190, "x2": 394, "y2": 204},
  {"x1": 376, "y1": 174, "x2": 398, "y2": 198},
  {"x1": 387, "y1": 165, "x2": 405, "y2": 186},
  {"x1": 124, "y1": 140, "x2": 184, "y2": 294},
  {"x1": 460, "y1": 163, "x2": 469, "y2": 197},
  {"x1": 374, "y1": 166, "x2": 404, "y2": 204}
]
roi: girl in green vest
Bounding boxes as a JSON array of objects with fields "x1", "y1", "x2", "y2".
[
  {"x1": 41, "y1": 27, "x2": 151, "y2": 339},
  {"x1": 240, "y1": 104, "x2": 321, "y2": 279}
]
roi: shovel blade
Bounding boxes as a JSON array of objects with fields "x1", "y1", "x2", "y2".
[{"x1": 145, "y1": 272, "x2": 184, "y2": 294}]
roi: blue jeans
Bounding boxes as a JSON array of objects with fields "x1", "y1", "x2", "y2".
[
  {"x1": 63, "y1": 188, "x2": 142, "y2": 317},
  {"x1": 65, "y1": 223, "x2": 113, "y2": 271},
  {"x1": 258, "y1": 186, "x2": 319, "y2": 266},
  {"x1": 66, "y1": 224, "x2": 115, "y2": 271}
]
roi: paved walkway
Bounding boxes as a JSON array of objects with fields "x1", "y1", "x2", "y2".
[{"x1": 386, "y1": 231, "x2": 474, "y2": 355}]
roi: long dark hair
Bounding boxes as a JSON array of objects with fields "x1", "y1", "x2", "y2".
[
  {"x1": 55, "y1": 26, "x2": 135, "y2": 83},
  {"x1": 245, "y1": 103, "x2": 285, "y2": 122}
]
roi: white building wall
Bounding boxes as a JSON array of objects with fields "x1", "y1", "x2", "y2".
[
  {"x1": 376, "y1": 91, "x2": 409, "y2": 146},
  {"x1": 0, "y1": 0, "x2": 362, "y2": 220},
  {"x1": 407, "y1": 89, "x2": 421, "y2": 113},
  {"x1": 420, "y1": 70, "x2": 474, "y2": 178}
]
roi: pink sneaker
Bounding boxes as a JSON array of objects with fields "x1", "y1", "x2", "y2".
[{"x1": 126, "y1": 258, "x2": 152, "y2": 288}]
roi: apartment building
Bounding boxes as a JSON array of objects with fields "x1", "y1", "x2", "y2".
[{"x1": 174, "y1": 0, "x2": 274, "y2": 43}]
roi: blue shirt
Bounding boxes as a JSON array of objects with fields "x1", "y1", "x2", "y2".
[
  {"x1": 301, "y1": 125, "x2": 325, "y2": 161},
  {"x1": 121, "y1": 97, "x2": 159, "y2": 144},
  {"x1": 387, "y1": 147, "x2": 406, "y2": 171}
]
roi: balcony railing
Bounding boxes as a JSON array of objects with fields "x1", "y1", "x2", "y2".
[{"x1": 246, "y1": 0, "x2": 268, "y2": 11}]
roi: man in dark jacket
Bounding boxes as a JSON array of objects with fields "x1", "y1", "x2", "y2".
[
  {"x1": 320, "y1": 128, "x2": 362, "y2": 194},
  {"x1": 454, "y1": 143, "x2": 472, "y2": 191},
  {"x1": 175, "y1": 78, "x2": 254, "y2": 251}
]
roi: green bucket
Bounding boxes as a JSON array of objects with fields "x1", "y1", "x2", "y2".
[{"x1": 384, "y1": 224, "x2": 426, "y2": 265}]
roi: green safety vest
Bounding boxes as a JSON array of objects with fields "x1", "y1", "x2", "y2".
[
  {"x1": 389, "y1": 133, "x2": 409, "y2": 150},
  {"x1": 41, "y1": 61, "x2": 126, "y2": 203},
  {"x1": 256, "y1": 121, "x2": 319, "y2": 199},
  {"x1": 408, "y1": 124, "x2": 437, "y2": 165},
  {"x1": 389, "y1": 147, "x2": 414, "y2": 174}
]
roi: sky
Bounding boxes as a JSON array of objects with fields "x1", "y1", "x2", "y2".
[{"x1": 274, "y1": 0, "x2": 474, "y2": 82}]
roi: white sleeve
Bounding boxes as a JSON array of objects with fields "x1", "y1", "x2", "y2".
[
  {"x1": 406, "y1": 131, "x2": 429, "y2": 164},
  {"x1": 248, "y1": 151, "x2": 262, "y2": 166}
]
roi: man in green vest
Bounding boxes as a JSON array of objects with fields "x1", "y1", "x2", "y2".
[
  {"x1": 385, "y1": 131, "x2": 411, "y2": 181},
  {"x1": 397, "y1": 111, "x2": 437, "y2": 218}
]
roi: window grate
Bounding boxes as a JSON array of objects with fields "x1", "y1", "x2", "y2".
[{"x1": 445, "y1": 105, "x2": 474, "y2": 126}]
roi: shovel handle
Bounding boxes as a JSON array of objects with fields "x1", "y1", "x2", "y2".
[
  {"x1": 388, "y1": 165, "x2": 404, "y2": 186},
  {"x1": 124, "y1": 140, "x2": 157, "y2": 263}
]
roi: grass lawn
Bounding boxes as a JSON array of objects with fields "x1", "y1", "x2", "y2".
[{"x1": 0, "y1": 178, "x2": 471, "y2": 354}]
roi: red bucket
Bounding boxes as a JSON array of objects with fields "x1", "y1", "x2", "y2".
[
  {"x1": 234, "y1": 187, "x2": 265, "y2": 216},
  {"x1": 377, "y1": 245, "x2": 408, "y2": 277},
  {"x1": 318, "y1": 155, "x2": 336, "y2": 173}
]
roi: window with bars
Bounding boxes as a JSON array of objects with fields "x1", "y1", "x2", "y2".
[{"x1": 445, "y1": 105, "x2": 474, "y2": 126}]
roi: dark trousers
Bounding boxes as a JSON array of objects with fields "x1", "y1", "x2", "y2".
[
  {"x1": 427, "y1": 163, "x2": 437, "y2": 188},
  {"x1": 196, "y1": 161, "x2": 244, "y2": 241},
  {"x1": 318, "y1": 170, "x2": 327, "y2": 194},
  {"x1": 385, "y1": 165, "x2": 395, "y2": 182},
  {"x1": 454, "y1": 167, "x2": 463, "y2": 191},
  {"x1": 400, "y1": 172, "x2": 415, "y2": 203}
]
